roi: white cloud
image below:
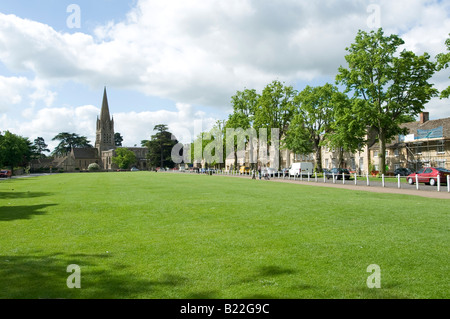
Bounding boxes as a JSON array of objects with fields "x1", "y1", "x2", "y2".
[
  {"x1": 2, "y1": 102, "x2": 216, "y2": 151},
  {"x1": 2, "y1": 105, "x2": 99, "y2": 150},
  {"x1": 114, "y1": 103, "x2": 217, "y2": 146},
  {"x1": 0, "y1": 76, "x2": 56, "y2": 112},
  {"x1": 0, "y1": 0, "x2": 449, "y2": 146},
  {"x1": 5, "y1": 0, "x2": 448, "y2": 110}
]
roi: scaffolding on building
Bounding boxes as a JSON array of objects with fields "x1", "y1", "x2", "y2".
[{"x1": 403, "y1": 138, "x2": 448, "y2": 170}]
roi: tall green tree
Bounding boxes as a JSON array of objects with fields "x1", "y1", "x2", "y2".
[
  {"x1": 52, "y1": 132, "x2": 93, "y2": 156},
  {"x1": 0, "y1": 131, "x2": 32, "y2": 175},
  {"x1": 336, "y1": 28, "x2": 437, "y2": 175},
  {"x1": 323, "y1": 97, "x2": 368, "y2": 169},
  {"x1": 225, "y1": 88, "x2": 260, "y2": 169},
  {"x1": 253, "y1": 80, "x2": 296, "y2": 170},
  {"x1": 33, "y1": 137, "x2": 50, "y2": 159},
  {"x1": 436, "y1": 35, "x2": 450, "y2": 99},
  {"x1": 112, "y1": 148, "x2": 136, "y2": 169},
  {"x1": 285, "y1": 84, "x2": 342, "y2": 172},
  {"x1": 114, "y1": 133, "x2": 123, "y2": 147},
  {"x1": 144, "y1": 124, "x2": 179, "y2": 169}
]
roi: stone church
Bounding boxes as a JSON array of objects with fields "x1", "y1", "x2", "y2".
[{"x1": 31, "y1": 88, "x2": 148, "y2": 172}]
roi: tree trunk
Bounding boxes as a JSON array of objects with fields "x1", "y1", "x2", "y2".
[
  {"x1": 338, "y1": 148, "x2": 344, "y2": 168},
  {"x1": 379, "y1": 130, "x2": 386, "y2": 175},
  {"x1": 234, "y1": 144, "x2": 237, "y2": 170},
  {"x1": 315, "y1": 146, "x2": 322, "y2": 172}
]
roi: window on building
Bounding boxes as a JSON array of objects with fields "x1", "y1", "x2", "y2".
[
  {"x1": 374, "y1": 150, "x2": 379, "y2": 157},
  {"x1": 394, "y1": 148, "x2": 399, "y2": 157},
  {"x1": 325, "y1": 159, "x2": 329, "y2": 168},
  {"x1": 437, "y1": 140, "x2": 444, "y2": 154}
]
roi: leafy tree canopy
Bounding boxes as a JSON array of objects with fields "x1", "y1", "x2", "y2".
[
  {"x1": 52, "y1": 132, "x2": 93, "y2": 156},
  {"x1": 436, "y1": 35, "x2": 450, "y2": 99},
  {"x1": 336, "y1": 28, "x2": 437, "y2": 174},
  {"x1": 0, "y1": 131, "x2": 33, "y2": 174},
  {"x1": 144, "y1": 124, "x2": 179, "y2": 169},
  {"x1": 112, "y1": 148, "x2": 136, "y2": 169},
  {"x1": 114, "y1": 132, "x2": 123, "y2": 147}
]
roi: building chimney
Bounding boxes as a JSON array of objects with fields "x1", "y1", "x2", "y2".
[{"x1": 420, "y1": 112, "x2": 429, "y2": 124}]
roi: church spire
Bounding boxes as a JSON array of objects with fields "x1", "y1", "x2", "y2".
[
  {"x1": 95, "y1": 87, "x2": 115, "y2": 156},
  {"x1": 100, "y1": 86, "x2": 111, "y2": 122}
]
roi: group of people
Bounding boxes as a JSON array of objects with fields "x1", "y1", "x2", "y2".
[{"x1": 252, "y1": 165, "x2": 270, "y2": 180}]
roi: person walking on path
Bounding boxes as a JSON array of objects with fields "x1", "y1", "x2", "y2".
[
  {"x1": 264, "y1": 168, "x2": 270, "y2": 180},
  {"x1": 258, "y1": 165, "x2": 261, "y2": 180}
]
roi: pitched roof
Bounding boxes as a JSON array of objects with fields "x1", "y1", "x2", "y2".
[
  {"x1": 370, "y1": 116, "x2": 450, "y2": 149},
  {"x1": 72, "y1": 148, "x2": 98, "y2": 159}
]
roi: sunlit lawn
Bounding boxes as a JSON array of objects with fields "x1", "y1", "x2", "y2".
[{"x1": 0, "y1": 172, "x2": 448, "y2": 299}]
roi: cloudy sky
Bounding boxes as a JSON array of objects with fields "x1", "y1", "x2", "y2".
[{"x1": 0, "y1": 0, "x2": 449, "y2": 151}]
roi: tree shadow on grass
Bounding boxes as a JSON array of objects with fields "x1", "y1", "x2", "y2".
[
  {"x1": 0, "y1": 191, "x2": 54, "y2": 199},
  {"x1": 0, "y1": 204, "x2": 57, "y2": 222},
  {"x1": 0, "y1": 252, "x2": 190, "y2": 299}
]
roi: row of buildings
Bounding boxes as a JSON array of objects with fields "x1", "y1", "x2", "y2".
[
  {"x1": 221, "y1": 111, "x2": 450, "y2": 175},
  {"x1": 30, "y1": 88, "x2": 450, "y2": 174}
]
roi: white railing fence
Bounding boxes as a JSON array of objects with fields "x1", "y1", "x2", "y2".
[{"x1": 175, "y1": 169, "x2": 450, "y2": 193}]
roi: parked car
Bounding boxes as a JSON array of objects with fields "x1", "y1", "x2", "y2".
[
  {"x1": 406, "y1": 167, "x2": 450, "y2": 186},
  {"x1": 325, "y1": 168, "x2": 352, "y2": 180},
  {"x1": 130, "y1": 167, "x2": 140, "y2": 171},
  {"x1": 239, "y1": 166, "x2": 251, "y2": 174},
  {"x1": 394, "y1": 167, "x2": 412, "y2": 176},
  {"x1": 0, "y1": 170, "x2": 12, "y2": 178}
]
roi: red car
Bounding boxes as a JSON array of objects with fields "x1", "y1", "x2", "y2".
[
  {"x1": 0, "y1": 170, "x2": 12, "y2": 178},
  {"x1": 406, "y1": 167, "x2": 450, "y2": 186}
]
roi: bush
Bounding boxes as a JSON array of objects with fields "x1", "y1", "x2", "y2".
[{"x1": 88, "y1": 163, "x2": 100, "y2": 172}]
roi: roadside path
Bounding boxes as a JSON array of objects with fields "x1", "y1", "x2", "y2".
[{"x1": 213, "y1": 174, "x2": 450, "y2": 200}]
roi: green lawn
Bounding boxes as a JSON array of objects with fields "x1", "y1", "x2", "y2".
[{"x1": 0, "y1": 172, "x2": 448, "y2": 299}]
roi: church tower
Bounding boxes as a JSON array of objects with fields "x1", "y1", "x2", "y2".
[{"x1": 95, "y1": 87, "x2": 115, "y2": 155}]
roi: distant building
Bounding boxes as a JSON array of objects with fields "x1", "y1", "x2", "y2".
[
  {"x1": 369, "y1": 112, "x2": 450, "y2": 172},
  {"x1": 31, "y1": 88, "x2": 148, "y2": 172}
]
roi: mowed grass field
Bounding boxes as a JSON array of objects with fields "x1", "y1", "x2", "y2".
[{"x1": 0, "y1": 172, "x2": 448, "y2": 299}]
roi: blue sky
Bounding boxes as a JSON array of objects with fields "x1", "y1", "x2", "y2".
[
  {"x1": 0, "y1": 0, "x2": 449, "y2": 150},
  {"x1": 0, "y1": 1, "x2": 135, "y2": 33}
]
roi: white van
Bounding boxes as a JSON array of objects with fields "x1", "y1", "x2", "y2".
[{"x1": 289, "y1": 162, "x2": 314, "y2": 177}]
